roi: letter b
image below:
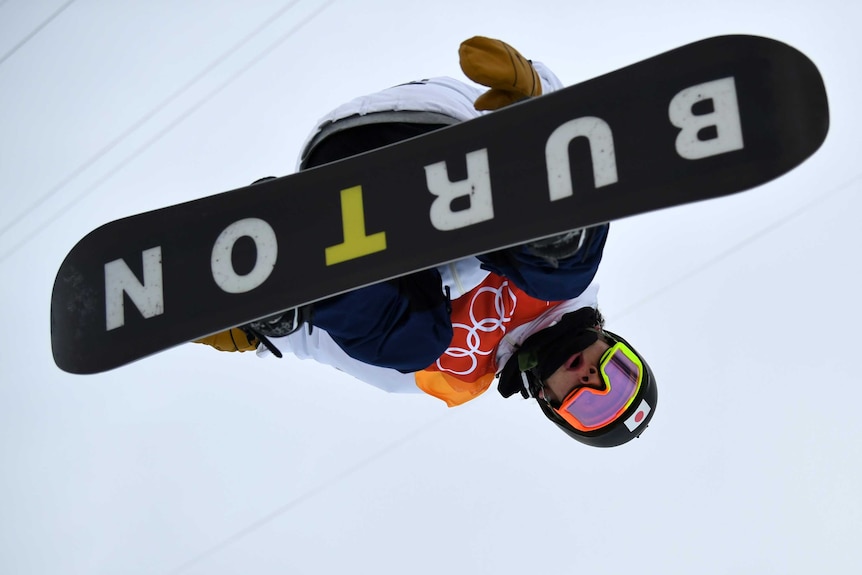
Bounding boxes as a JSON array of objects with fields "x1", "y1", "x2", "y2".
[{"x1": 669, "y1": 77, "x2": 745, "y2": 160}]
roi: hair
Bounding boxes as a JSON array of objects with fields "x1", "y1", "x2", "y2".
[{"x1": 594, "y1": 308, "x2": 606, "y2": 330}]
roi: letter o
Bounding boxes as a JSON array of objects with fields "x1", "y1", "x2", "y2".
[{"x1": 211, "y1": 218, "x2": 277, "y2": 293}]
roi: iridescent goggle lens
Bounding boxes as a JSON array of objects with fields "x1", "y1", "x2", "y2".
[{"x1": 555, "y1": 343, "x2": 644, "y2": 431}]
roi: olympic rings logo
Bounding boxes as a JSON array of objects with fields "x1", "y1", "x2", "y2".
[{"x1": 435, "y1": 281, "x2": 517, "y2": 376}]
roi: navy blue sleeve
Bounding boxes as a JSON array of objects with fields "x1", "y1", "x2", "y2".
[
  {"x1": 310, "y1": 270, "x2": 453, "y2": 372},
  {"x1": 477, "y1": 224, "x2": 609, "y2": 301}
]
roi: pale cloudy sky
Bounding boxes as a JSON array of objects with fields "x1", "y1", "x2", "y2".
[{"x1": 2, "y1": 1, "x2": 861, "y2": 574}]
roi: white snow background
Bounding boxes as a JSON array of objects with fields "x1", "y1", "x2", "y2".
[{"x1": 1, "y1": 1, "x2": 860, "y2": 574}]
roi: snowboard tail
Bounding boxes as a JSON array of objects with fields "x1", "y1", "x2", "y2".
[{"x1": 51, "y1": 35, "x2": 829, "y2": 374}]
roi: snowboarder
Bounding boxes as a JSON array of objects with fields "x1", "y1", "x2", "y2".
[{"x1": 197, "y1": 36, "x2": 658, "y2": 447}]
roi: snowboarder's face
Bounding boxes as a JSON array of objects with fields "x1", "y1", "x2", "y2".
[{"x1": 541, "y1": 338, "x2": 612, "y2": 404}]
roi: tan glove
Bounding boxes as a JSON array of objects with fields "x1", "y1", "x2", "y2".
[
  {"x1": 459, "y1": 36, "x2": 542, "y2": 111},
  {"x1": 194, "y1": 328, "x2": 258, "y2": 352}
]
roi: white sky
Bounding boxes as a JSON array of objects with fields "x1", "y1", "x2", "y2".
[{"x1": 2, "y1": 1, "x2": 861, "y2": 574}]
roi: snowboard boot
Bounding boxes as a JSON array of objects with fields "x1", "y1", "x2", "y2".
[
  {"x1": 242, "y1": 306, "x2": 313, "y2": 358},
  {"x1": 247, "y1": 306, "x2": 311, "y2": 337},
  {"x1": 525, "y1": 228, "x2": 587, "y2": 267}
]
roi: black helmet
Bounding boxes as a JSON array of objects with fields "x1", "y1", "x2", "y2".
[{"x1": 498, "y1": 310, "x2": 658, "y2": 448}]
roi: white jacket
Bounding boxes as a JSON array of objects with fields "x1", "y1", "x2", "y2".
[{"x1": 297, "y1": 62, "x2": 564, "y2": 170}]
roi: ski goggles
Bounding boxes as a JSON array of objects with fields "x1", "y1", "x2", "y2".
[{"x1": 553, "y1": 342, "x2": 644, "y2": 432}]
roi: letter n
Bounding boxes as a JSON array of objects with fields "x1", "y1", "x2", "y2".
[{"x1": 104, "y1": 247, "x2": 165, "y2": 330}]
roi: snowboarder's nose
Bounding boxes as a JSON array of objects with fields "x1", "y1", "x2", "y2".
[{"x1": 577, "y1": 365, "x2": 602, "y2": 387}]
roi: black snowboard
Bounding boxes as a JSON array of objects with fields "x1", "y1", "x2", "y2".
[{"x1": 51, "y1": 35, "x2": 829, "y2": 374}]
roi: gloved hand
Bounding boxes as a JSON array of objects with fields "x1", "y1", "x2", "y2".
[
  {"x1": 194, "y1": 328, "x2": 258, "y2": 352},
  {"x1": 459, "y1": 36, "x2": 542, "y2": 111}
]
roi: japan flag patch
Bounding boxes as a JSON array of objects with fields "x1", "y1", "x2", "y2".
[{"x1": 624, "y1": 399, "x2": 651, "y2": 432}]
